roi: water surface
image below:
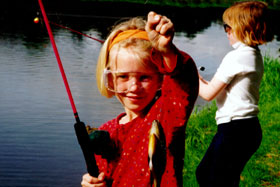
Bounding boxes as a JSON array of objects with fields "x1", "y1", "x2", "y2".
[{"x1": 0, "y1": 1, "x2": 279, "y2": 186}]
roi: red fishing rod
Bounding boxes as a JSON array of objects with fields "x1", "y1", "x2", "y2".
[{"x1": 38, "y1": 0, "x2": 99, "y2": 177}]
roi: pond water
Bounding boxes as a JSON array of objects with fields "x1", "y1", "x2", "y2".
[{"x1": 0, "y1": 1, "x2": 279, "y2": 186}]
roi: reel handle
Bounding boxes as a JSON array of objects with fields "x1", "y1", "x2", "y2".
[{"x1": 74, "y1": 121, "x2": 99, "y2": 177}]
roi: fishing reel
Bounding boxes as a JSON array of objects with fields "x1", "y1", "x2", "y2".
[{"x1": 87, "y1": 128, "x2": 117, "y2": 160}]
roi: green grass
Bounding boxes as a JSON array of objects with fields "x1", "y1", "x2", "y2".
[{"x1": 183, "y1": 56, "x2": 280, "y2": 186}]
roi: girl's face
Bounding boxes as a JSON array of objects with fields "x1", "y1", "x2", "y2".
[{"x1": 108, "y1": 48, "x2": 161, "y2": 116}]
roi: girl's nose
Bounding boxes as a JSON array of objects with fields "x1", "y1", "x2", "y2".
[{"x1": 128, "y1": 80, "x2": 142, "y2": 92}]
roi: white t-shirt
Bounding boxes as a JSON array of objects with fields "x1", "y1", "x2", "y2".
[{"x1": 214, "y1": 42, "x2": 264, "y2": 125}]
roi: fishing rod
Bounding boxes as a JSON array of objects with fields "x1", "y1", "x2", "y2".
[{"x1": 38, "y1": 0, "x2": 99, "y2": 177}]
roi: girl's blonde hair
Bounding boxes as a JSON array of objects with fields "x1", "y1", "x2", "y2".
[
  {"x1": 96, "y1": 17, "x2": 158, "y2": 98},
  {"x1": 223, "y1": 1, "x2": 273, "y2": 47}
]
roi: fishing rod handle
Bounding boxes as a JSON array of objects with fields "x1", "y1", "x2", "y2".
[{"x1": 74, "y1": 121, "x2": 99, "y2": 177}]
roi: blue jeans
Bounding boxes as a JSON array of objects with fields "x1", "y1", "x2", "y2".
[{"x1": 196, "y1": 117, "x2": 262, "y2": 187}]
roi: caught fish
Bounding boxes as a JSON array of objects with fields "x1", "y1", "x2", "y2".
[{"x1": 148, "y1": 120, "x2": 166, "y2": 187}]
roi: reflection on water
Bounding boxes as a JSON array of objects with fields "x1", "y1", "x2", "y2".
[{"x1": 0, "y1": 1, "x2": 279, "y2": 186}]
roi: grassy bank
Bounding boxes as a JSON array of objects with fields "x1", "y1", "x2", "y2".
[{"x1": 183, "y1": 56, "x2": 280, "y2": 186}]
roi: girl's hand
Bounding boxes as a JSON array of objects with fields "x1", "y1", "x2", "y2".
[
  {"x1": 81, "y1": 172, "x2": 107, "y2": 187},
  {"x1": 145, "y1": 11, "x2": 175, "y2": 54},
  {"x1": 146, "y1": 11, "x2": 177, "y2": 72}
]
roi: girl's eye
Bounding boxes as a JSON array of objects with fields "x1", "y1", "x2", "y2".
[
  {"x1": 115, "y1": 73, "x2": 129, "y2": 81},
  {"x1": 140, "y1": 75, "x2": 153, "y2": 82}
]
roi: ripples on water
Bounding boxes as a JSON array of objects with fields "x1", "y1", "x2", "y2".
[
  {"x1": 0, "y1": 1, "x2": 279, "y2": 186},
  {"x1": 0, "y1": 28, "x2": 123, "y2": 187}
]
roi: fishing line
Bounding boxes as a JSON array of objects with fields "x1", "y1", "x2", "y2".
[
  {"x1": 34, "y1": 16, "x2": 104, "y2": 44},
  {"x1": 38, "y1": 0, "x2": 99, "y2": 177},
  {"x1": 49, "y1": 21, "x2": 104, "y2": 43}
]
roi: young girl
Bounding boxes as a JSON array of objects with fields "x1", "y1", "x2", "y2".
[
  {"x1": 81, "y1": 11, "x2": 198, "y2": 186},
  {"x1": 196, "y1": 1, "x2": 273, "y2": 186}
]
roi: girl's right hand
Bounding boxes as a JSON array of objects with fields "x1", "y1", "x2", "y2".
[{"x1": 81, "y1": 172, "x2": 107, "y2": 187}]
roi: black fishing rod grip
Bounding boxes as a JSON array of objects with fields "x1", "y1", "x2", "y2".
[{"x1": 74, "y1": 121, "x2": 99, "y2": 177}]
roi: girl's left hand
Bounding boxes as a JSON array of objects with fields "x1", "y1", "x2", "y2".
[{"x1": 145, "y1": 11, "x2": 175, "y2": 54}]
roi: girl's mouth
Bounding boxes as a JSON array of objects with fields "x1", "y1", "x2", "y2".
[{"x1": 127, "y1": 95, "x2": 143, "y2": 102}]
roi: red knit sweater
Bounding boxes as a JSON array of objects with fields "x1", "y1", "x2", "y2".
[{"x1": 96, "y1": 50, "x2": 199, "y2": 186}]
